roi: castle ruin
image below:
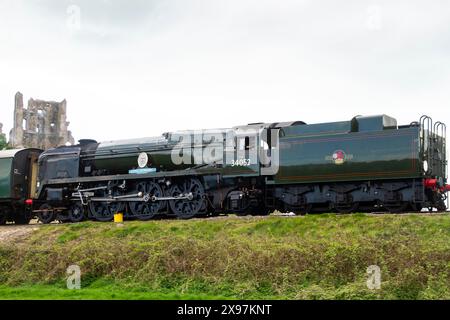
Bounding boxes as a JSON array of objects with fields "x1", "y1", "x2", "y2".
[{"x1": 9, "y1": 92, "x2": 75, "y2": 150}]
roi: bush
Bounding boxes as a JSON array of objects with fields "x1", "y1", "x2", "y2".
[{"x1": 0, "y1": 214, "x2": 449, "y2": 299}]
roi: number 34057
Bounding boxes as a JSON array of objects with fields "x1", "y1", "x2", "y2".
[{"x1": 231, "y1": 159, "x2": 251, "y2": 167}]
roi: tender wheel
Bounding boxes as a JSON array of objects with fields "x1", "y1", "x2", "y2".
[
  {"x1": 129, "y1": 181, "x2": 164, "y2": 220},
  {"x1": 384, "y1": 202, "x2": 409, "y2": 213},
  {"x1": 169, "y1": 178, "x2": 206, "y2": 219},
  {"x1": 89, "y1": 188, "x2": 125, "y2": 222},
  {"x1": 335, "y1": 202, "x2": 359, "y2": 214},
  {"x1": 436, "y1": 200, "x2": 447, "y2": 212},
  {"x1": 68, "y1": 203, "x2": 86, "y2": 223},
  {"x1": 410, "y1": 203, "x2": 422, "y2": 212},
  {"x1": 297, "y1": 204, "x2": 313, "y2": 215},
  {"x1": 250, "y1": 206, "x2": 272, "y2": 216},
  {"x1": 284, "y1": 203, "x2": 312, "y2": 215},
  {"x1": 37, "y1": 204, "x2": 55, "y2": 224}
]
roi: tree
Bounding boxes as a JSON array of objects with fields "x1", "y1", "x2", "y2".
[{"x1": 0, "y1": 134, "x2": 8, "y2": 150}]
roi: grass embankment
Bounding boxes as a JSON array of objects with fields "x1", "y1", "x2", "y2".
[{"x1": 0, "y1": 214, "x2": 449, "y2": 300}]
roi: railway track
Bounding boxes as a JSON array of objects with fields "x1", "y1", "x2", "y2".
[{"x1": 1, "y1": 211, "x2": 448, "y2": 228}]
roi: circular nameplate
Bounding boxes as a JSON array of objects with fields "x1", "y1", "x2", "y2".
[{"x1": 137, "y1": 152, "x2": 149, "y2": 168}]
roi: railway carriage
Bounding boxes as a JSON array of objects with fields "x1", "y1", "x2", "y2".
[{"x1": 0, "y1": 148, "x2": 42, "y2": 224}]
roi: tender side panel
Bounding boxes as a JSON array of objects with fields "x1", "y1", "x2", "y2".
[{"x1": 275, "y1": 127, "x2": 421, "y2": 184}]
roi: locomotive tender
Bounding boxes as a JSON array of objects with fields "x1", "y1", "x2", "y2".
[{"x1": 0, "y1": 114, "x2": 448, "y2": 224}]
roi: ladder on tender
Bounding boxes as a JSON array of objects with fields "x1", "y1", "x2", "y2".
[{"x1": 420, "y1": 115, "x2": 448, "y2": 211}]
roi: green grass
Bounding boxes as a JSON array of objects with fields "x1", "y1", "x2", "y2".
[
  {"x1": 0, "y1": 213, "x2": 449, "y2": 300},
  {"x1": 0, "y1": 284, "x2": 228, "y2": 300}
]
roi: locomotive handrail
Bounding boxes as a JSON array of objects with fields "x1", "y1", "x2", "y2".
[
  {"x1": 434, "y1": 122, "x2": 446, "y2": 180},
  {"x1": 442, "y1": 123, "x2": 447, "y2": 181},
  {"x1": 442, "y1": 122, "x2": 450, "y2": 210},
  {"x1": 420, "y1": 115, "x2": 433, "y2": 174},
  {"x1": 434, "y1": 121, "x2": 441, "y2": 177}
]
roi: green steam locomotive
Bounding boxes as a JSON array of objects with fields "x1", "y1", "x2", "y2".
[{"x1": 0, "y1": 114, "x2": 448, "y2": 224}]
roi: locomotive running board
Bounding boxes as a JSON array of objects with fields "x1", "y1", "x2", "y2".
[
  {"x1": 44, "y1": 168, "x2": 221, "y2": 186},
  {"x1": 37, "y1": 168, "x2": 224, "y2": 200}
]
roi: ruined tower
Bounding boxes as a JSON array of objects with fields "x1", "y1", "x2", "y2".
[
  {"x1": 9, "y1": 92, "x2": 75, "y2": 150},
  {"x1": 10, "y1": 92, "x2": 24, "y2": 147}
]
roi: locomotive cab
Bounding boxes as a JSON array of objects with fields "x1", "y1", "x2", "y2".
[{"x1": 38, "y1": 140, "x2": 99, "y2": 182}]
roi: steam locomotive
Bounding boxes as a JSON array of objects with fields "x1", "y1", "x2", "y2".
[{"x1": 0, "y1": 114, "x2": 448, "y2": 224}]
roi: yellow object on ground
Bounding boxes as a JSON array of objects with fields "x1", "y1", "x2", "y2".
[{"x1": 114, "y1": 213, "x2": 124, "y2": 223}]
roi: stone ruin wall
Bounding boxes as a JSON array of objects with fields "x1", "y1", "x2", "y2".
[{"x1": 9, "y1": 92, "x2": 75, "y2": 150}]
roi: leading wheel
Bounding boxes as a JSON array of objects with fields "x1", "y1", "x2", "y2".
[
  {"x1": 169, "y1": 178, "x2": 206, "y2": 219},
  {"x1": 129, "y1": 181, "x2": 164, "y2": 220}
]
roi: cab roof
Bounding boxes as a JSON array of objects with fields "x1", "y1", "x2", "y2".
[
  {"x1": 0, "y1": 149, "x2": 24, "y2": 159},
  {"x1": 0, "y1": 148, "x2": 43, "y2": 159}
]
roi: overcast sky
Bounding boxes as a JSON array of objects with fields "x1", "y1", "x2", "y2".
[{"x1": 0, "y1": 0, "x2": 449, "y2": 142}]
